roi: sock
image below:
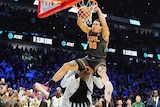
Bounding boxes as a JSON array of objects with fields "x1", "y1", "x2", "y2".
[
  {"x1": 48, "y1": 80, "x2": 55, "y2": 88},
  {"x1": 105, "y1": 81, "x2": 113, "y2": 100},
  {"x1": 75, "y1": 74, "x2": 79, "y2": 79}
]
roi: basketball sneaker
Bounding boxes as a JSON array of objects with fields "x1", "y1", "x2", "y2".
[{"x1": 35, "y1": 82, "x2": 50, "y2": 99}]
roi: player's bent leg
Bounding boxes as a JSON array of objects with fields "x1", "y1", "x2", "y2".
[
  {"x1": 34, "y1": 60, "x2": 79, "y2": 99},
  {"x1": 97, "y1": 66, "x2": 113, "y2": 105},
  {"x1": 35, "y1": 82, "x2": 50, "y2": 99},
  {"x1": 52, "y1": 60, "x2": 79, "y2": 82}
]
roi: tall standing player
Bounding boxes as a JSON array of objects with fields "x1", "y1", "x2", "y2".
[{"x1": 35, "y1": 5, "x2": 113, "y2": 105}]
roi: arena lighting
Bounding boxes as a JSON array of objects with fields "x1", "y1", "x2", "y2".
[
  {"x1": 0, "y1": 30, "x2": 3, "y2": 34},
  {"x1": 61, "y1": 40, "x2": 66, "y2": 47},
  {"x1": 157, "y1": 54, "x2": 160, "y2": 60},
  {"x1": 22, "y1": 32, "x2": 28, "y2": 35},
  {"x1": 68, "y1": 7, "x2": 78, "y2": 13},
  {"x1": 113, "y1": 63, "x2": 117, "y2": 66},
  {"x1": 147, "y1": 54, "x2": 153, "y2": 58},
  {"x1": 143, "y1": 52, "x2": 153, "y2": 58},
  {"x1": 53, "y1": 36, "x2": 57, "y2": 39},
  {"x1": 13, "y1": 34, "x2": 23, "y2": 40},
  {"x1": 31, "y1": 32, "x2": 39, "y2": 36},
  {"x1": 143, "y1": 52, "x2": 147, "y2": 58},
  {"x1": 123, "y1": 49, "x2": 137, "y2": 57},
  {"x1": 129, "y1": 58, "x2": 133, "y2": 61},
  {"x1": 129, "y1": 19, "x2": 141, "y2": 26},
  {"x1": 81, "y1": 43, "x2": 87, "y2": 50},
  {"x1": 45, "y1": 38, "x2": 52, "y2": 45},
  {"x1": 108, "y1": 48, "x2": 116, "y2": 53},
  {"x1": 106, "y1": 48, "x2": 109, "y2": 52},
  {"x1": 68, "y1": 7, "x2": 107, "y2": 17},
  {"x1": 110, "y1": 16, "x2": 128, "y2": 23},
  {"x1": 33, "y1": 36, "x2": 52, "y2": 45},
  {"x1": 66, "y1": 42, "x2": 75, "y2": 47},
  {"x1": 8, "y1": 33, "x2": 14, "y2": 39},
  {"x1": 33, "y1": 0, "x2": 38, "y2": 5},
  {"x1": 61, "y1": 41, "x2": 74, "y2": 47}
]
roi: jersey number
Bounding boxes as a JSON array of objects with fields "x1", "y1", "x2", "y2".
[{"x1": 89, "y1": 36, "x2": 100, "y2": 49}]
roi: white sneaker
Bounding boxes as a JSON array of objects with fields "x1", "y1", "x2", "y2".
[{"x1": 35, "y1": 82, "x2": 50, "y2": 99}]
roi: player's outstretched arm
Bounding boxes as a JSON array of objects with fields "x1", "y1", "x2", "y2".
[
  {"x1": 77, "y1": 15, "x2": 91, "y2": 34},
  {"x1": 95, "y1": 7, "x2": 110, "y2": 40}
]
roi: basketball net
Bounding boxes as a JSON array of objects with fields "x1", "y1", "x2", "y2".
[{"x1": 74, "y1": 0, "x2": 98, "y2": 25}]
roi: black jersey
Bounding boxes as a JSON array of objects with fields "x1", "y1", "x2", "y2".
[{"x1": 86, "y1": 31, "x2": 107, "y2": 58}]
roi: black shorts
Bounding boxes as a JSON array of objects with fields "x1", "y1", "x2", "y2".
[{"x1": 75, "y1": 56, "x2": 106, "y2": 73}]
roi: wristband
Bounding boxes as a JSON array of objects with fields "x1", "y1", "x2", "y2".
[{"x1": 75, "y1": 74, "x2": 79, "y2": 79}]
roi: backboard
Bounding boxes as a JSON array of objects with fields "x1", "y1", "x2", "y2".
[{"x1": 38, "y1": 0, "x2": 82, "y2": 18}]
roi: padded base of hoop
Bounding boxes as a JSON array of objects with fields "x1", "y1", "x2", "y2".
[{"x1": 38, "y1": 0, "x2": 82, "y2": 18}]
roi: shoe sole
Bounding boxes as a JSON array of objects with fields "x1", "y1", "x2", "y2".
[{"x1": 35, "y1": 82, "x2": 49, "y2": 99}]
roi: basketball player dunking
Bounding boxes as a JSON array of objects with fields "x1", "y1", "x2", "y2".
[{"x1": 35, "y1": 5, "x2": 113, "y2": 106}]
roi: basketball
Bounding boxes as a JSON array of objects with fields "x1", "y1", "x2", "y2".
[{"x1": 78, "y1": 6, "x2": 91, "y2": 20}]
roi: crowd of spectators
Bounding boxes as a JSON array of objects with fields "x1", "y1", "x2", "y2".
[{"x1": 0, "y1": 41, "x2": 160, "y2": 106}]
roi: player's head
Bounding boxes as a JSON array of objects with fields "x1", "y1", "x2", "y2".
[{"x1": 91, "y1": 19, "x2": 102, "y2": 33}]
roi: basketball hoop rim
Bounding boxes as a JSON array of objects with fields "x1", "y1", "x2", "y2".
[{"x1": 73, "y1": 0, "x2": 98, "y2": 9}]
